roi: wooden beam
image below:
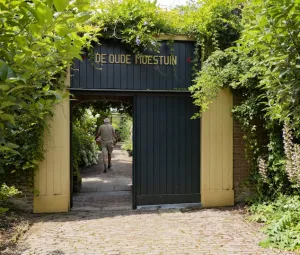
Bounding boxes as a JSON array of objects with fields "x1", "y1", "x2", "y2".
[{"x1": 155, "y1": 34, "x2": 195, "y2": 41}]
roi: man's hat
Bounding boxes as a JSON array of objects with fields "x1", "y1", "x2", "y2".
[{"x1": 104, "y1": 118, "x2": 110, "y2": 123}]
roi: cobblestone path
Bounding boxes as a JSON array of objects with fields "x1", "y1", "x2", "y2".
[
  {"x1": 16, "y1": 208, "x2": 296, "y2": 255},
  {"x1": 15, "y1": 145, "x2": 297, "y2": 255}
]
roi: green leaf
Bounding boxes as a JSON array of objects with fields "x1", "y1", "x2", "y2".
[
  {"x1": 36, "y1": 3, "x2": 53, "y2": 23},
  {"x1": 54, "y1": 0, "x2": 69, "y2": 12},
  {"x1": 43, "y1": 84, "x2": 50, "y2": 92},
  {"x1": 0, "y1": 60, "x2": 16, "y2": 81},
  {"x1": 0, "y1": 101, "x2": 18, "y2": 109},
  {"x1": 0, "y1": 114, "x2": 15, "y2": 124},
  {"x1": 0, "y1": 208, "x2": 9, "y2": 214},
  {"x1": 6, "y1": 143, "x2": 19, "y2": 149}
]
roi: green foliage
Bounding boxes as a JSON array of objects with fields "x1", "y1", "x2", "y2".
[
  {"x1": 250, "y1": 195, "x2": 300, "y2": 251},
  {"x1": 119, "y1": 115, "x2": 133, "y2": 153},
  {"x1": 72, "y1": 110, "x2": 98, "y2": 168},
  {"x1": 0, "y1": 184, "x2": 21, "y2": 202},
  {"x1": 92, "y1": 0, "x2": 243, "y2": 59},
  {"x1": 0, "y1": 0, "x2": 97, "y2": 191},
  {"x1": 239, "y1": 0, "x2": 300, "y2": 131},
  {"x1": 121, "y1": 138, "x2": 133, "y2": 152},
  {"x1": 0, "y1": 184, "x2": 21, "y2": 214},
  {"x1": 119, "y1": 116, "x2": 133, "y2": 142},
  {"x1": 188, "y1": 1, "x2": 300, "y2": 249}
]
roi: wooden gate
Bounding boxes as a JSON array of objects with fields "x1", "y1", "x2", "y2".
[{"x1": 133, "y1": 95, "x2": 200, "y2": 206}]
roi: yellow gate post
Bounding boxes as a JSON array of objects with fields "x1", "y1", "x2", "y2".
[
  {"x1": 33, "y1": 72, "x2": 70, "y2": 213},
  {"x1": 201, "y1": 88, "x2": 234, "y2": 207}
]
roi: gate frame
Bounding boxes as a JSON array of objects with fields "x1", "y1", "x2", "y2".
[{"x1": 33, "y1": 36, "x2": 234, "y2": 213}]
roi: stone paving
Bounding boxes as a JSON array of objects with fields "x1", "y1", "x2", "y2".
[
  {"x1": 16, "y1": 208, "x2": 296, "y2": 255},
  {"x1": 15, "y1": 145, "x2": 298, "y2": 255},
  {"x1": 73, "y1": 144, "x2": 132, "y2": 212}
]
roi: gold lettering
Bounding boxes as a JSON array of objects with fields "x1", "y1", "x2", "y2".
[
  {"x1": 120, "y1": 54, "x2": 126, "y2": 64},
  {"x1": 171, "y1": 56, "x2": 177, "y2": 65},
  {"x1": 141, "y1": 56, "x2": 147, "y2": 65},
  {"x1": 164, "y1": 56, "x2": 170, "y2": 65},
  {"x1": 114, "y1": 54, "x2": 120, "y2": 64},
  {"x1": 101, "y1": 54, "x2": 106, "y2": 64},
  {"x1": 147, "y1": 56, "x2": 153, "y2": 65},
  {"x1": 95, "y1": 53, "x2": 107, "y2": 64},
  {"x1": 153, "y1": 56, "x2": 158, "y2": 65},
  {"x1": 135, "y1": 55, "x2": 141, "y2": 64},
  {"x1": 109, "y1": 54, "x2": 114, "y2": 63},
  {"x1": 126, "y1": 55, "x2": 131, "y2": 64},
  {"x1": 159, "y1": 56, "x2": 164, "y2": 65},
  {"x1": 95, "y1": 53, "x2": 101, "y2": 64}
]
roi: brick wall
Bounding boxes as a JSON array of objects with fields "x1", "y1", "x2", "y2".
[{"x1": 233, "y1": 95, "x2": 252, "y2": 202}]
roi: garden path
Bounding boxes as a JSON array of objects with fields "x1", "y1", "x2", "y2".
[
  {"x1": 16, "y1": 207, "x2": 297, "y2": 255},
  {"x1": 72, "y1": 143, "x2": 132, "y2": 211},
  {"x1": 15, "y1": 145, "x2": 298, "y2": 255}
]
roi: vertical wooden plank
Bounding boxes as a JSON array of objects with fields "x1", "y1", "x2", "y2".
[
  {"x1": 60, "y1": 97, "x2": 70, "y2": 196},
  {"x1": 153, "y1": 65, "x2": 160, "y2": 90},
  {"x1": 53, "y1": 148, "x2": 61, "y2": 195},
  {"x1": 159, "y1": 96, "x2": 167, "y2": 194},
  {"x1": 134, "y1": 96, "x2": 140, "y2": 196},
  {"x1": 140, "y1": 97, "x2": 147, "y2": 195},
  {"x1": 222, "y1": 90, "x2": 229, "y2": 190},
  {"x1": 191, "y1": 99, "x2": 200, "y2": 194},
  {"x1": 147, "y1": 96, "x2": 154, "y2": 195},
  {"x1": 46, "y1": 137, "x2": 54, "y2": 196},
  {"x1": 179, "y1": 42, "x2": 185, "y2": 89},
  {"x1": 79, "y1": 57, "x2": 87, "y2": 89},
  {"x1": 38, "y1": 148, "x2": 47, "y2": 195},
  {"x1": 146, "y1": 61, "x2": 154, "y2": 90},
  {"x1": 179, "y1": 97, "x2": 186, "y2": 194},
  {"x1": 166, "y1": 46, "x2": 173, "y2": 90},
  {"x1": 209, "y1": 99, "x2": 218, "y2": 190},
  {"x1": 173, "y1": 43, "x2": 181, "y2": 89},
  {"x1": 127, "y1": 54, "x2": 134, "y2": 90},
  {"x1": 153, "y1": 97, "x2": 160, "y2": 194},
  {"x1": 106, "y1": 44, "x2": 114, "y2": 89},
  {"x1": 120, "y1": 47, "x2": 128, "y2": 89},
  {"x1": 228, "y1": 91, "x2": 233, "y2": 189},
  {"x1": 71, "y1": 61, "x2": 80, "y2": 88},
  {"x1": 113, "y1": 45, "x2": 121, "y2": 89},
  {"x1": 100, "y1": 44, "x2": 108, "y2": 89},
  {"x1": 201, "y1": 110, "x2": 210, "y2": 192},
  {"x1": 166, "y1": 97, "x2": 173, "y2": 194},
  {"x1": 185, "y1": 43, "x2": 193, "y2": 88},
  {"x1": 158, "y1": 44, "x2": 167, "y2": 90},
  {"x1": 215, "y1": 94, "x2": 223, "y2": 190},
  {"x1": 86, "y1": 49, "x2": 94, "y2": 89},
  {"x1": 172, "y1": 97, "x2": 180, "y2": 194},
  {"x1": 185, "y1": 98, "x2": 192, "y2": 194},
  {"x1": 140, "y1": 65, "x2": 147, "y2": 90}
]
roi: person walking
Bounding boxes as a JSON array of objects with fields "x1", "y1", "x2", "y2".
[{"x1": 96, "y1": 118, "x2": 117, "y2": 173}]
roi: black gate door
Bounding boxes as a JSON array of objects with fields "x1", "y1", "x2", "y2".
[{"x1": 133, "y1": 95, "x2": 200, "y2": 207}]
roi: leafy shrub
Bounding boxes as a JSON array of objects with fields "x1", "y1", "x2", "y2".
[
  {"x1": 121, "y1": 138, "x2": 133, "y2": 151},
  {"x1": 250, "y1": 195, "x2": 300, "y2": 251},
  {"x1": 118, "y1": 117, "x2": 132, "y2": 142},
  {"x1": 73, "y1": 122, "x2": 98, "y2": 168},
  {"x1": 0, "y1": 184, "x2": 21, "y2": 213}
]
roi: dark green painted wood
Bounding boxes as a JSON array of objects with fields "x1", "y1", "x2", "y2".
[
  {"x1": 71, "y1": 40, "x2": 196, "y2": 91},
  {"x1": 134, "y1": 95, "x2": 200, "y2": 206}
]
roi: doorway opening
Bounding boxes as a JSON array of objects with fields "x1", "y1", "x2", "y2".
[{"x1": 70, "y1": 94, "x2": 133, "y2": 211}]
